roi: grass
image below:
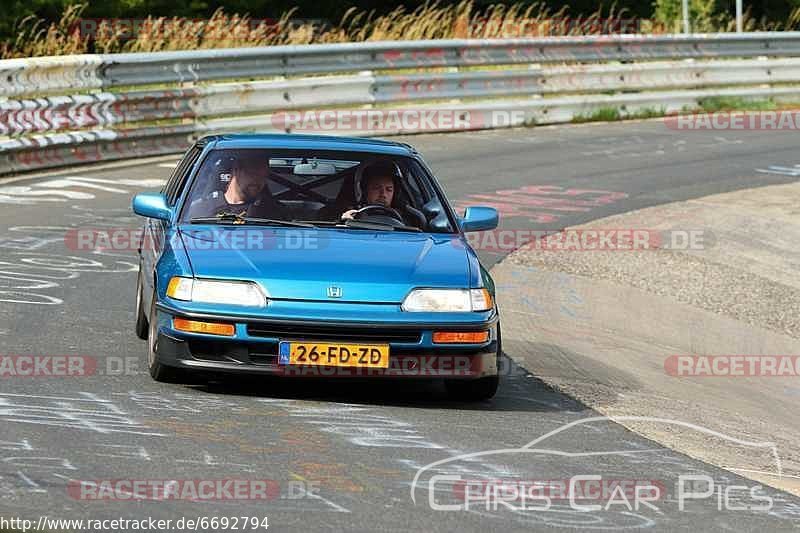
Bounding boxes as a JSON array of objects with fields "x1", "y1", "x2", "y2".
[
  {"x1": 627, "y1": 107, "x2": 667, "y2": 120},
  {"x1": 5, "y1": 1, "x2": 800, "y2": 59},
  {"x1": 696, "y1": 97, "x2": 778, "y2": 112},
  {"x1": 572, "y1": 105, "x2": 669, "y2": 124},
  {"x1": 0, "y1": 1, "x2": 591, "y2": 57},
  {"x1": 568, "y1": 100, "x2": 800, "y2": 126},
  {"x1": 571, "y1": 107, "x2": 622, "y2": 123}
]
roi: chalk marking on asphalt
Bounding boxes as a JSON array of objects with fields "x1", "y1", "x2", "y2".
[
  {"x1": 16, "y1": 471, "x2": 47, "y2": 493},
  {"x1": 94, "y1": 444, "x2": 152, "y2": 461},
  {"x1": 0, "y1": 186, "x2": 94, "y2": 199},
  {"x1": 462, "y1": 503, "x2": 659, "y2": 529},
  {"x1": 289, "y1": 472, "x2": 351, "y2": 513},
  {"x1": 285, "y1": 406, "x2": 445, "y2": 449},
  {"x1": 4, "y1": 457, "x2": 77, "y2": 471},
  {"x1": 0, "y1": 154, "x2": 181, "y2": 185},
  {"x1": 0, "y1": 195, "x2": 67, "y2": 205},
  {"x1": 0, "y1": 247, "x2": 137, "y2": 306},
  {"x1": 0, "y1": 392, "x2": 165, "y2": 436},
  {"x1": 174, "y1": 455, "x2": 255, "y2": 472},
  {"x1": 756, "y1": 166, "x2": 800, "y2": 176},
  {"x1": 0, "y1": 276, "x2": 59, "y2": 290},
  {"x1": 264, "y1": 400, "x2": 522, "y2": 511},
  {"x1": 0, "y1": 440, "x2": 33, "y2": 451},
  {"x1": 0, "y1": 176, "x2": 165, "y2": 205},
  {"x1": 35, "y1": 177, "x2": 129, "y2": 194}
]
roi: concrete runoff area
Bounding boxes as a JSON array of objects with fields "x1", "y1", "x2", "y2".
[{"x1": 494, "y1": 181, "x2": 800, "y2": 496}]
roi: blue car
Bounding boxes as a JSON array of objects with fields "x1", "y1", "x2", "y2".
[{"x1": 132, "y1": 134, "x2": 501, "y2": 400}]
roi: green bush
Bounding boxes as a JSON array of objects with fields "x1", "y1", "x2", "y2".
[{"x1": 652, "y1": 0, "x2": 728, "y2": 32}]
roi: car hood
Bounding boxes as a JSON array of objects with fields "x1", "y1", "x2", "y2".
[{"x1": 178, "y1": 226, "x2": 470, "y2": 303}]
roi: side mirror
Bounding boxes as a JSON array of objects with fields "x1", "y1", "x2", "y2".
[
  {"x1": 460, "y1": 206, "x2": 499, "y2": 233},
  {"x1": 132, "y1": 193, "x2": 172, "y2": 221}
]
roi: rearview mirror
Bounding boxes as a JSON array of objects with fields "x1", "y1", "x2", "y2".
[
  {"x1": 460, "y1": 206, "x2": 499, "y2": 233},
  {"x1": 132, "y1": 193, "x2": 172, "y2": 221},
  {"x1": 293, "y1": 162, "x2": 337, "y2": 176}
]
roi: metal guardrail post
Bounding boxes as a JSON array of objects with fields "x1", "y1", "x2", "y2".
[{"x1": 683, "y1": 0, "x2": 691, "y2": 34}]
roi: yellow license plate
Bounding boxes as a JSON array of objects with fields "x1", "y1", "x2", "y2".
[{"x1": 278, "y1": 341, "x2": 389, "y2": 368}]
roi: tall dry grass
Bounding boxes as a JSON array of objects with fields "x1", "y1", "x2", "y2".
[
  {"x1": 3, "y1": 4, "x2": 89, "y2": 58},
  {"x1": 3, "y1": 1, "x2": 800, "y2": 59}
]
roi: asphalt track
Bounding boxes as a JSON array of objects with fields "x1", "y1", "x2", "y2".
[{"x1": 1, "y1": 121, "x2": 800, "y2": 531}]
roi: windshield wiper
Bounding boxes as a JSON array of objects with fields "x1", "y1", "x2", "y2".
[
  {"x1": 190, "y1": 213, "x2": 314, "y2": 228},
  {"x1": 295, "y1": 220, "x2": 339, "y2": 227},
  {"x1": 294, "y1": 219, "x2": 423, "y2": 232},
  {"x1": 343, "y1": 220, "x2": 422, "y2": 233}
]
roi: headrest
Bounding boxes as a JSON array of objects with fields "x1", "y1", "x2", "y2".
[{"x1": 207, "y1": 152, "x2": 269, "y2": 193}]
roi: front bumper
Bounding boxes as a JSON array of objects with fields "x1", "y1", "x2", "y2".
[{"x1": 154, "y1": 301, "x2": 499, "y2": 380}]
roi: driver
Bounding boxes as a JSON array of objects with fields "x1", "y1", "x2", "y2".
[
  {"x1": 341, "y1": 174, "x2": 394, "y2": 220},
  {"x1": 337, "y1": 160, "x2": 425, "y2": 228}
]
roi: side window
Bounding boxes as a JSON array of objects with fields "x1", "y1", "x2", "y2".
[
  {"x1": 161, "y1": 153, "x2": 185, "y2": 199},
  {"x1": 399, "y1": 160, "x2": 425, "y2": 206},
  {"x1": 164, "y1": 146, "x2": 202, "y2": 206},
  {"x1": 405, "y1": 160, "x2": 435, "y2": 203},
  {"x1": 406, "y1": 159, "x2": 454, "y2": 233}
]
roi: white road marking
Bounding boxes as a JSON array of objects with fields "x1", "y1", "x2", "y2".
[
  {"x1": 35, "y1": 177, "x2": 129, "y2": 194},
  {"x1": 0, "y1": 176, "x2": 165, "y2": 205},
  {"x1": 756, "y1": 166, "x2": 800, "y2": 177},
  {"x1": 16, "y1": 471, "x2": 47, "y2": 493},
  {"x1": 291, "y1": 482, "x2": 351, "y2": 513}
]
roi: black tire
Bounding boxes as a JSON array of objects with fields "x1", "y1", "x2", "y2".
[
  {"x1": 134, "y1": 266, "x2": 149, "y2": 340},
  {"x1": 445, "y1": 323, "x2": 501, "y2": 401},
  {"x1": 147, "y1": 292, "x2": 183, "y2": 383}
]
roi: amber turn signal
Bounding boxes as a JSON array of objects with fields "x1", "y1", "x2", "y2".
[
  {"x1": 173, "y1": 317, "x2": 235, "y2": 336},
  {"x1": 432, "y1": 331, "x2": 490, "y2": 344}
]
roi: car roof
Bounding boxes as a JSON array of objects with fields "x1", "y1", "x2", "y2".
[{"x1": 202, "y1": 133, "x2": 417, "y2": 157}]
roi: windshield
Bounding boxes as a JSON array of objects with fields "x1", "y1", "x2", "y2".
[{"x1": 179, "y1": 148, "x2": 455, "y2": 233}]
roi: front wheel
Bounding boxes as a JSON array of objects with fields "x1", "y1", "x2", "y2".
[
  {"x1": 147, "y1": 292, "x2": 183, "y2": 383},
  {"x1": 134, "y1": 266, "x2": 149, "y2": 340}
]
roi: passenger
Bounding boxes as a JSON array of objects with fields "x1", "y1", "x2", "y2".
[{"x1": 187, "y1": 153, "x2": 281, "y2": 219}]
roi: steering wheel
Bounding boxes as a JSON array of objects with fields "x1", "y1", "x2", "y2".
[{"x1": 349, "y1": 204, "x2": 406, "y2": 227}]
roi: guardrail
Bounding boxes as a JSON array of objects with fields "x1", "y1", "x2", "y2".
[{"x1": 2, "y1": 32, "x2": 800, "y2": 175}]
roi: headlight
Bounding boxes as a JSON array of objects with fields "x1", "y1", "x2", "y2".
[
  {"x1": 166, "y1": 277, "x2": 267, "y2": 307},
  {"x1": 401, "y1": 288, "x2": 493, "y2": 312}
]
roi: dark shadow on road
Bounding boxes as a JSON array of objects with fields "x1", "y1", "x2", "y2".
[{"x1": 184, "y1": 354, "x2": 589, "y2": 414}]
